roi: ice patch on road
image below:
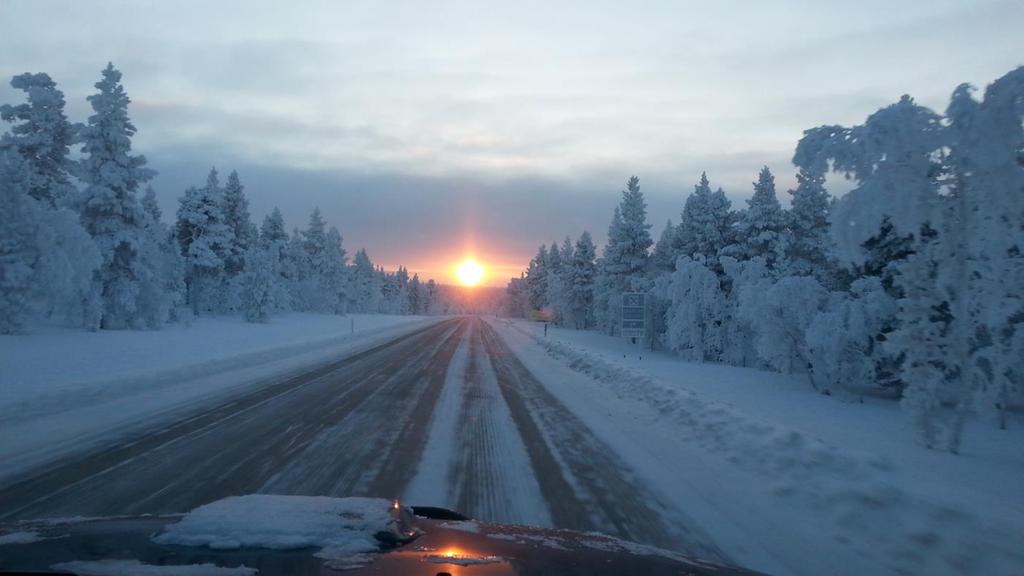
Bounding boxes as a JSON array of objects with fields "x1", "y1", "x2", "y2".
[
  {"x1": 51, "y1": 560, "x2": 256, "y2": 576},
  {"x1": 153, "y1": 495, "x2": 395, "y2": 557}
]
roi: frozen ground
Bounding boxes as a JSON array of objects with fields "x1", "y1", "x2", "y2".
[
  {"x1": 490, "y1": 318, "x2": 1024, "y2": 576},
  {"x1": 0, "y1": 313, "x2": 438, "y2": 482}
]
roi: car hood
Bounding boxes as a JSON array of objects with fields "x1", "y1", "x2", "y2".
[{"x1": 0, "y1": 497, "x2": 766, "y2": 576}]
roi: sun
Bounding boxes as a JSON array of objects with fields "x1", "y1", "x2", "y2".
[{"x1": 455, "y1": 258, "x2": 485, "y2": 287}]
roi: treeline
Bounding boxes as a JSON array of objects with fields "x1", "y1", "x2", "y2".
[
  {"x1": 505, "y1": 66, "x2": 1024, "y2": 452},
  {"x1": 0, "y1": 64, "x2": 442, "y2": 334}
]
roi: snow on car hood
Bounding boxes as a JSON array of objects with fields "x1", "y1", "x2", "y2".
[{"x1": 153, "y1": 495, "x2": 398, "y2": 558}]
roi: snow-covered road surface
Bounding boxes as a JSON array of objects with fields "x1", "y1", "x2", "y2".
[{"x1": 0, "y1": 317, "x2": 723, "y2": 563}]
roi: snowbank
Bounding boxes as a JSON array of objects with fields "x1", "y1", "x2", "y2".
[
  {"x1": 0, "y1": 313, "x2": 440, "y2": 482},
  {"x1": 490, "y1": 318, "x2": 1024, "y2": 576},
  {"x1": 153, "y1": 495, "x2": 395, "y2": 558}
]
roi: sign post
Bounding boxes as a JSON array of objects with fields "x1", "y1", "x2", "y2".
[{"x1": 620, "y1": 292, "x2": 646, "y2": 345}]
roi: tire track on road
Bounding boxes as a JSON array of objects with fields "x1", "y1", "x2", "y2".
[
  {"x1": 451, "y1": 322, "x2": 552, "y2": 525},
  {"x1": 478, "y1": 318, "x2": 719, "y2": 557}
]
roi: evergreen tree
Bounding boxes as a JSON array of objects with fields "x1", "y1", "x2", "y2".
[
  {"x1": 0, "y1": 149, "x2": 101, "y2": 332},
  {"x1": 77, "y1": 63, "x2": 162, "y2": 328},
  {"x1": 176, "y1": 168, "x2": 231, "y2": 314},
  {"x1": 663, "y1": 256, "x2": 727, "y2": 361},
  {"x1": 785, "y1": 169, "x2": 832, "y2": 280},
  {"x1": 674, "y1": 172, "x2": 733, "y2": 268},
  {"x1": 594, "y1": 176, "x2": 652, "y2": 334},
  {"x1": 568, "y1": 231, "x2": 597, "y2": 329},
  {"x1": 141, "y1": 186, "x2": 161, "y2": 222},
  {"x1": 0, "y1": 72, "x2": 76, "y2": 206},
  {"x1": 504, "y1": 275, "x2": 529, "y2": 318},
  {"x1": 425, "y1": 278, "x2": 439, "y2": 315},
  {"x1": 240, "y1": 246, "x2": 274, "y2": 323},
  {"x1": 292, "y1": 207, "x2": 341, "y2": 312},
  {"x1": 408, "y1": 273, "x2": 423, "y2": 314},
  {"x1": 524, "y1": 244, "x2": 549, "y2": 312},
  {"x1": 138, "y1": 185, "x2": 183, "y2": 325},
  {"x1": 651, "y1": 219, "x2": 677, "y2": 273},
  {"x1": 222, "y1": 170, "x2": 255, "y2": 277},
  {"x1": 944, "y1": 68, "x2": 1024, "y2": 433},
  {"x1": 350, "y1": 248, "x2": 381, "y2": 312},
  {"x1": 726, "y1": 166, "x2": 788, "y2": 269},
  {"x1": 323, "y1": 226, "x2": 349, "y2": 313},
  {"x1": 258, "y1": 207, "x2": 291, "y2": 311},
  {"x1": 259, "y1": 207, "x2": 288, "y2": 246},
  {"x1": 545, "y1": 240, "x2": 566, "y2": 323}
]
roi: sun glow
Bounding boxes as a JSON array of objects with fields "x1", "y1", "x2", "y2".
[{"x1": 455, "y1": 258, "x2": 485, "y2": 287}]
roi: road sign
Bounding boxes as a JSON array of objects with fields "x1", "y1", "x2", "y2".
[{"x1": 621, "y1": 292, "x2": 646, "y2": 338}]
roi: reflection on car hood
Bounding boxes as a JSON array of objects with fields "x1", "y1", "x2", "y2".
[{"x1": 0, "y1": 496, "x2": 767, "y2": 576}]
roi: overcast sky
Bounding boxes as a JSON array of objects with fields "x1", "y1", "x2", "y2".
[{"x1": 2, "y1": 0, "x2": 1021, "y2": 285}]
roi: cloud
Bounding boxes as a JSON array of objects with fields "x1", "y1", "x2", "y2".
[{"x1": 2, "y1": 0, "x2": 1021, "y2": 281}]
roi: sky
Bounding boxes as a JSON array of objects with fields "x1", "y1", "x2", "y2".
[{"x1": 2, "y1": 0, "x2": 1021, "y2": 285}]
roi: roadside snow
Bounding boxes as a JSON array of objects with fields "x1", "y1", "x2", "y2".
[
  {"x1": 490, "y1": 318, "x2": 1024, "y2": 576},
  {"x1": 52, "y1": 559, "x2": 256, "y2": 576},
  {"x1": 153, "y1": 495, "x2": 394, "y2": 558},
  {"x1": 0, "y1": 313, "x2": 440, "y2": 482}
]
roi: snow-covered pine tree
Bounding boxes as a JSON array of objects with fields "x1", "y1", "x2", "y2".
[
  {"x1": 323, "y1": 225, "x2": 349, "y2": 314},
  {"x1": 222, "y1": 170, "x2": 255, "y2": 278},
  {"x1": 674, "y1": 172, "x2": 733, "y2": 269},
  {"x1": 0, "y1": 148, "x2": 100, "y2": 332},
  {"x1": 594, "y1": 176, "x2": 652, "y2": 334},
  {"x1": 743, "y1": 274, "x2": 828, "y2": 375},
  {"x1": 717, "y1": 256, "x2": 772, "y2": 366},
  {"x1": 806, "y1": 277, "x2": 899, "y2": 399},
  {"x1": 259, "y1": 208, "x2": 288, "y2": 247},
  {"x1": 240, "y1": 246, "x2": 274, "y2": 323},
  {"x1": 785, "y1": 169, "x2": 833, "y2": 281},
  {"x1": 350, "y1": 248, "x2": 381, "y2": 313},
  {"x1": 257, "y1": 207, "x2": 291, "y2": 311},
  {"x1": 408, "y1": 273, "x2": 423, "y2": 315},
  {"x1": 138, "y1": 185, "x2": 184, "y2": 326},
  {"x1": 176, "y1": 168, "x2": 231, "y2": 315},
  {"x1": 425, "y1": 278, "x2": 439, "y2": 315},
  {"x1": 284, "y1": 227, "x2": 306, "y2": 308},
  {"x1": 296, "y1": 207, "x2": 330, "y2": 311},
  {"x1": 77, "y1": 63, "x2": 164, "y2": 329},
  {"x1": 0, "y1": 73, "x2": 76, "y2": 206},
  {"x1": 796, "y1": 94, "x2": 957, "y2": 448},
  {"x1": 568, "y1": 231, "x2": 597, "y2": 329},
  {"x1": 725, "y1": 166, "x2": 788, "y2": 270},
  {"x1": 651, "y1": 219, "x2": 676, "y2": 273},
  {"x1": 545, "y1": 240, "x2": 566, "y2": 323},
  {"x1": 553, "y1": 236, "x2": 575, "y2": 323},
  {"x1": 0, "y1": 151, "x2": 39, "y2": 332},
  {"x1": 524, "y1": 244, "x2": 549, "y2": 313},
  {"x1": 504, "y1": 274, "x2": 529, "y2": 318},
  {"x1": 942, "y1": 68, "x2": 1024, "y2": 438},
  {"x1": 662, "y1": 256, "x2": 726, "y2": 361},
  {"x1": 1, "y1": 75, "x2": 101, "y2": 332}
]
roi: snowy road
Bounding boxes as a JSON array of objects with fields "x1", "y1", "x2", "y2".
[{"x1": 0, "y1": 317, "x2": 721, "y2": 560}]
